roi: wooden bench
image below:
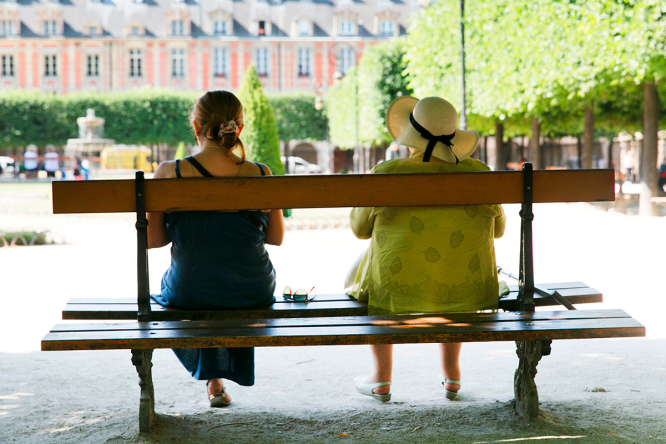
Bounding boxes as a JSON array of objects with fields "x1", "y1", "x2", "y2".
[{"x1": 41, "y1": 164, "x2": 645, "y2": 434}]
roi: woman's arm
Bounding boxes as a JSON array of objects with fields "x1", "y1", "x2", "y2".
[
  {"x1": 146, "y1": 162, "x2": 174, "y2": 249},
  {"x1": 350, "y1": 207, "x2": 375, "y2": 239},
  {"x1": 260, "y1": 165, "x2": 285, "y2": 246},
  {"x1": 494, "y1": 205, "x2": 507, "y2": 239}
]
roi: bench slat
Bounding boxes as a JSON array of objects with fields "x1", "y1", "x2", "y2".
[
  {"x1": 61, "y1": 284, "x2": 602, "y2": 321},
  {"x1": 52, "y1": 170, "x2": 615, "y2": 214},
  {"x1": 48, "y1": 309, "x2": 637, "y2": 332},
  {"x1": 41, "y1": 309, "x2": 645, "y2": 351}
]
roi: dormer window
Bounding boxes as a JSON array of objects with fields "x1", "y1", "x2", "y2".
[
  {"x1": 258, "y1": 21, "x2": 266, "y2": 36},
  {"x1": 0, "y1": 20, "x2": 15, "y2": 37},
  {"x1": 339, "y1": 21, "x2": 353, "y2": 36},
  {"x1": 126, "y1": 22, "x2": 145, "y2": 37},
  {"x1": 88, "y1": 26, "x2": 98, "y2": 36},
  {"x1": 374, "y1": 11, "x2": 400, "y2": 37},
  {"x1": 44, "y1": 20, "x2": 58, "y2": 36},
  {"x1": 379, "y1": 20, "x2": 394, "y2": 36},
  {"x1": 166, "y1": 9, "x2": 191, "y2": 37},
  {"x1": 214, "y1": 20, "x2": 227, "y2": 36},
  {"x1": 298, "y1": 19, "x2": 311, "y2": 37},
  {"x1": 171, "y1": 20, "x2": 185, "y2": 36}
]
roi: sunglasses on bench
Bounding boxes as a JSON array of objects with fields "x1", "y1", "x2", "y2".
[{"x1": 283, "y1": 286, "x2": 316, "y2": 303}]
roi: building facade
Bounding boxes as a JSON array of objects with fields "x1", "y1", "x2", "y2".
[{"x1": 0, "y1": 0, "x2": 418, "y2": 94}]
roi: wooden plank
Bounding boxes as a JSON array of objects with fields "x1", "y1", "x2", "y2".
[
  {"x1": 499, "y1": 287, "x2": 602, "y2": 310},
  {"x1": 50, "y1": 309, "x2": 635, "y2": 333},
  {"x1": 41, "y1": 315, "x2": 645, "y2": 351},
  {"x1": 52, "y1": 169, "x2": 615, "y2": 214}
]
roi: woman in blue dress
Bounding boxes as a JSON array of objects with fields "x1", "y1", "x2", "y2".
[{"x1": 146, "y1": 91, "x2": 284, "y2": 407}]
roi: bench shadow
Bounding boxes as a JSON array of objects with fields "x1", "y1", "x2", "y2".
[{"x1": 135, "y1": 401, "x2": 657, "y2": 443}]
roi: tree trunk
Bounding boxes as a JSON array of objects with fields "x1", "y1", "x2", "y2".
[
  {"x1": 576, "y1": 137, "x2": 582, "y2": 169},
  {"x1": 494, "y1": 121, "x2": 505, "y2": 171},
  {"x1": 582, "y1": 105, "x2": 594, "y2": 169},
  {"x1": 529, "y1": 116, "x2": 541, "y2": 169},
  {"x1": 640, "y1": 81, "x2": 659, "y2": 216}
]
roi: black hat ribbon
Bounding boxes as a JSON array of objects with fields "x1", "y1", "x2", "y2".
[{"x1": 409, "y1": 112, "x2": 458, "y2": 164}]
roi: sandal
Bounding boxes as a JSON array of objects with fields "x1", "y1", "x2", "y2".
[
  {"x1": 354, "y1": 376, "x2": 392, "y2": 402},
  {"x1": 207, "y1": 379, "x2": 231, "y2": 408},
  {"x1": 440, "y1": 376, "x2": 461, "y2": 400}
]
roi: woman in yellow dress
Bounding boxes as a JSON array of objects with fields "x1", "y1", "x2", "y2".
[{"x1": 346, "y1": 96, "x2": 506, "y2": 402}]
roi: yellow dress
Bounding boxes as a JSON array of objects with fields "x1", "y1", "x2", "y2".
[{"x1": 347, "y1": 151, "x2": 506, "y2": 315}]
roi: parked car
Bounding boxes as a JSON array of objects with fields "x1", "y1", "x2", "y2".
[{"x1": 281, "y1": 156, "x2": 322, "y2": 174}]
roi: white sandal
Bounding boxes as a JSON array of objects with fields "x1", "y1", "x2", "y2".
[
  {"x1": 207, "y1": 379, "x2": 231, "y2": 408},
  {"x1": 354, "y1": 376, "x2": 392, "y2": 402},
  {"x1": 441, "y1": 376, "x2": 461, "y2": 400}
]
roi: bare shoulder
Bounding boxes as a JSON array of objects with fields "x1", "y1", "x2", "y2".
[
  {"x1": 154, "y1": 161, "x2": 177, "y2": 179},
  {"x1": 259, "y1": 163, "x2": 274, "y2": 176}
]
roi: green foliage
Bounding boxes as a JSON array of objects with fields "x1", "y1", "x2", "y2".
[
  {"x1": 404, "y1": 0, "x2": 666, "y2": 137},
  {"x1": 0, "y1": 89, "x2": 197, "y2": 149},
  {"x1": 327, "y1": 68, "x2": 359, "y2": 150},
  {"x1": 174, "y1": 142, "x2": 188, "y2": 160},
  {"x1": 327, "y1": 41, "x2": 413, "y2": 148},
  {"x1": 268, "y1": 92, "x2": 327, "y2": 142},
  {"x1": 237, "y1": 66, "x2": 285, "y2": 175}
]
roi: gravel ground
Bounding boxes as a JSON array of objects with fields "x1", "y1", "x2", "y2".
[{"x1": 1, "y1": 183, "x2": 665, "y2": 443}]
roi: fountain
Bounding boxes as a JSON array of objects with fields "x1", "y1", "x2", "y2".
[{"x1": 65, "y1": 109, "x2": 115, "y2": 168}]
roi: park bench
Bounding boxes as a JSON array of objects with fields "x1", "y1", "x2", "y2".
[{"x1": 41, "y1": 164, "x2": 645, "y2": 434}]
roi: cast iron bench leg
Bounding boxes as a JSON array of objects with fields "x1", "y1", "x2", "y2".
[
  {"x1": 513, "y1": 340, "x2": 550, "y2": 419},
  {"x1": 131, "y1": 349, "x2": 156, "y2": 433}
]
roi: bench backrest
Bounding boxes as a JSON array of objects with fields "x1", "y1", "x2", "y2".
[
  {"x1": 52, "y1": 169, "x2": 614, "y2": 214},
  {"x1": 51, "y1": 166, "x2": 615, "y2": 320}
]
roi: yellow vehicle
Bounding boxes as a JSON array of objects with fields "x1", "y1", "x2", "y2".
[{"x1": 101, "y1": 146, "x2": 154, "y2": 171}]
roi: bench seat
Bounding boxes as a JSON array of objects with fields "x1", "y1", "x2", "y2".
[
  {"x1": 60, "y1": 282, "x2": 603, "y2": 321},
  {"x1": 42, "y1": 309, "x2": 644, "y2": 352}
]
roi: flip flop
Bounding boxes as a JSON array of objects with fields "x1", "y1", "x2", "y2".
[{"x1": 355, "y1": 376, "x2": 392, "y2": 402}]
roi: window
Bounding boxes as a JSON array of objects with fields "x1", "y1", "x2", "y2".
[
  {"x1": 0, "y1": 21, "x2": 15, "y2": 37},
  {"x1": 87, "y1": 54, "x2": 99, "y2": 76},
  {"x1": 213, "y1": 20, "x2": 227, "y2": 36},
  {"x1": 379, "y1": 20, "x2": 394, "y2": 36},
  {"x1": 171, "y1": 20, "x2": 185, "y2": 36},
  {"x1": 339, "y1": 21, "x2": 353, "y2": 36},
  {"x1": 255, "y1": 48, "x2": 268, "y2": 77},
  {"x1": 44, "y1": 20, "x2": 58, "y2": 36},
  {"x1": 130, "y1": 49, "x2": 142, "y2": 77},
  {"x1": 213, "y1": 47, "x2": 226, "y2": 77},
  {"x1": 131, "y1": 26, "x2": 141, "y2": 36},
  {"x1": 298, "y1": 48, "x2": 310, "y2": 77},
  {"x1": 298, "y1": 19, "x2": 310, "y2": 37},
  {"x1": 172, "y1": 49, "x2": 184, "y2": 78},
  {"x1": 339, "y1": 47, "x2": 354, "y2": 74},
  {"x1": 88, "y1": 26, "x2": 98, "y2": 36},
  {"x1": 258, "y1": 20, "x2": 266, "y2": 36},
  {"x1": 1, "y1": 55, "x2": 14, "y2": 77},
  {"x1": 44, "y1": 55, "x2": 57, "y2": 76}
]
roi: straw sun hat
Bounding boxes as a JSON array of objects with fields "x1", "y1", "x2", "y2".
[{"x1": 386, "y1": 96, "x2": 479, "y2": 164}]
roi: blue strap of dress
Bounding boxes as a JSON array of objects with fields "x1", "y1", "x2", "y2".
[
  {"x1": 255, "y1": 162, "x2": 266, "y2": 176},
  {"x1": 185, "y1": 156, "x2": 214, "y2": 177},
  {"x1": 175, "y1": 159, "x2": 182, "y2": 178}
]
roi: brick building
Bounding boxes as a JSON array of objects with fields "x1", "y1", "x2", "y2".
[{"x1": 0, "y1": 0, "x2": 418, "y2": 94}]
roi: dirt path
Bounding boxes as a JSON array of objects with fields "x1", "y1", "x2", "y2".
[{"x1": 1, "y1": 202, "x2": 665, "y2": 443}]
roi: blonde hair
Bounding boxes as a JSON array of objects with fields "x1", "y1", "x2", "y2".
[{"x1": 191, "y1": 91, "x2": 245, "y2": 162}]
